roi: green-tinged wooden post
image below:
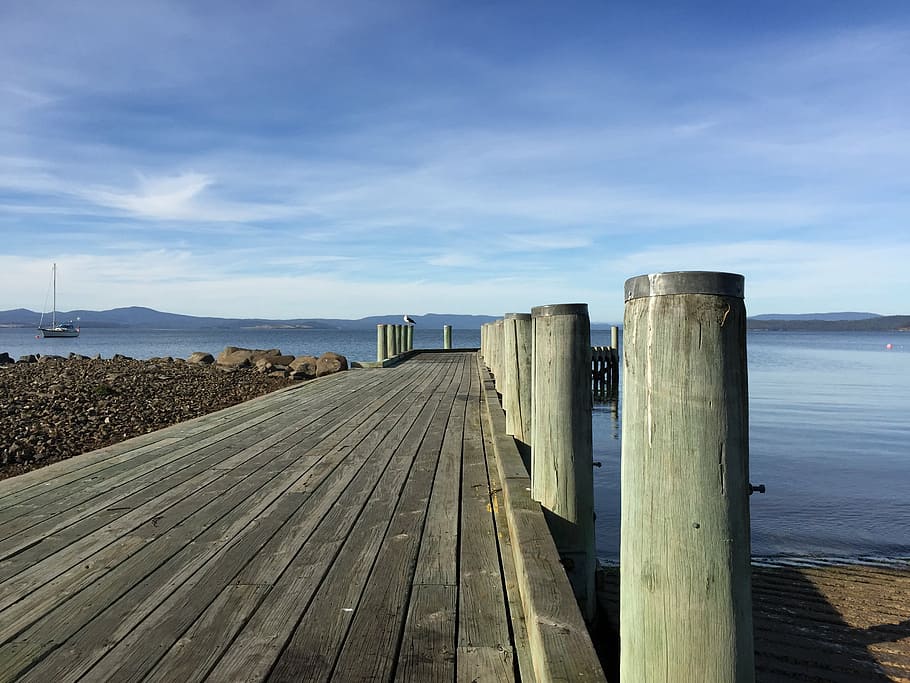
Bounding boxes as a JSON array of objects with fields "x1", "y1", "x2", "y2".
[
  {"x1": 377, "y1": 324, "x2": 388, "y2": 362},
  {"x1": 502, "y1": 313, "x2": 532, "y2": 448},
  {"x1": 406, "y1": 324, "x2": 413, "y2": 351},
  {"x1": 386, "y1": 323, "x2": 396, "y2": 357},
  {"x1": 443, "y1": 324, "x2": 452, "y2": 350},
  {"x1": 620, "y1": 271, "x2": 754, "y2": 683},
  {"x1": 397, "y1": 324, "x2": 405, "y2": 355},
  {"x1": 530, "y1": 303, "x2": 595, "y2": 621},
  {"x1": 480, "y1": 324, "x2": 487, "y2": 364},
  {"x1": 493, "y1": 319, "x2": 504, "y2": 389}
]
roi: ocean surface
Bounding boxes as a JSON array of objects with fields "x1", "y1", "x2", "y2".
[{"x1": 1, "y1": 326, "x2": 908, "y2": 562}]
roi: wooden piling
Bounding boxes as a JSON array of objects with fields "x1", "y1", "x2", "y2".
[
  {"x1": 620, "y1": 271, "x2": 754, "y2": 683},
  {"x1": 611, "y1": 325, "x2": 618, "y2": 351},
  {"x1": 493, "y1": 319, "x2": 504, "y2": 386},
  {"x1": 377, "y1": 324, "x2": 388, "y2": 362},
  {"x1": 386, "y1": 323, "x2": 396, "y2": 357},
  {"x1": 530, "y1": 303, "x2": 595, "y2": 621},
  {"x1": 406, "y1": 324, "x2": 413, "y2": 351},
  {"x1": 443, "y1": 324, "x2": 452, "y2": 350},
  {"x1": 502, "y1": 313, "x2": 532, "y2": 447}
]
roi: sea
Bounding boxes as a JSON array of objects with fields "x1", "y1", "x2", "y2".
[{"x1": 1, "y1": 326, "x2": 908, "y2": 563}]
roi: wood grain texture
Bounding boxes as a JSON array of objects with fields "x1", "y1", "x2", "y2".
[{"x1": 620, "y1": 291, "x2": 754, "y2": 683}]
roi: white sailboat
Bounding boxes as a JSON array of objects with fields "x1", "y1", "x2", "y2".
[{"x1": 38, "y1": 263, "x2": 80, "y2": 338}]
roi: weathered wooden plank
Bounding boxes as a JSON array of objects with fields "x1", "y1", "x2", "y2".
[
  {"x1": 207, "y1": 362, "x2": 456, "y2": 681},
  {"x1": 264, "y1": 363, "x2": 463, "y2": 681},
  {"x1": 396, "y1": 584, "x2": 457, "y2": 682},
  {"x1": 142, "y1": 583, "x2": 269, "y2": 683},
  {"x1": 458, "y1": 368, "x2": 511, "y2": 646},
  {"x1": 412, "y1": 359, "x2": 469, "y2": 586},
  {"x1": 0, "y1": 364, "x2": 438, "y2": 680},
  {"x1": 0, "y1": 363, "x2": 424, "y2": 586},
  {"x1": 64, "y1": 362, "x2": 451, "y2": 682},
  {"x1": 457, "y1": 645, "x2": 516, "y2": 682},
  {"x1": 330, "y1": 357, "x2": 468, "y2": 681}
]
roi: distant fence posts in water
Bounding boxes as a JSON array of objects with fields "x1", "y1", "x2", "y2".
[{"x1": 620, "y1": 271, "x2": 754, "y2": 683}]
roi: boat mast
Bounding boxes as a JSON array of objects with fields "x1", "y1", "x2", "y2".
[{"x1": 52, "y1": 263, "x2": 57, "y2": 327}]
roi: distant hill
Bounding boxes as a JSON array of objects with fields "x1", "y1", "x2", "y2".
[
  {"x1": 3, "y1": 306, "x2": 907, "y2": 332},
  {"x1": 748, "y1": 315, "x2": 910, "y2": 332},
  {"x1": 751, "y1": 312, "x2": 881, "y2": 321},
  {"x1": 0, "y1": 307, "x2": 500, "y2": 330}
]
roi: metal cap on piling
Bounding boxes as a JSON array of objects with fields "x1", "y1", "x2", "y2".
[
  {"x1": 531, "y1": 303, "x2": 589, "y2": 318},
  {"x1": 504, "y1": 312, "x2": 531, "y2": 321},
  {"x1": 624, "y1": 271, "x2": 744, "y2": 301}
]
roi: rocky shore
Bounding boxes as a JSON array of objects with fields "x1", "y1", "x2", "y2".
[{"x1": 0, "y1": 347, "x2": 348, "y2": 480}]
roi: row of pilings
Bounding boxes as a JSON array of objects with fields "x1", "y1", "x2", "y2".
[
  {"x1": 375, "y1": 323, "x2": 455, "y2": 362},
  {"x1": 481, "y1": 271, "x2": 756, "y2": 683}
]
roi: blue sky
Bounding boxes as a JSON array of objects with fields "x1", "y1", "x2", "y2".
[{"x1": 2, "y1": 1, "x2": 908, "y2": 322}]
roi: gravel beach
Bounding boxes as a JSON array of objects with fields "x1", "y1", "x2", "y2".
[{"x1": 0, "y1": 354, "x2": 296, "y2": 480}]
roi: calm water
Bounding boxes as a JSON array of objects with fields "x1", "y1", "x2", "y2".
[
  {"x1": 593, "y1": 330, "x2": 910, "y2": 562},
  {"x1": 2, "y1": 327, "x2": 908, "y2": 561}
]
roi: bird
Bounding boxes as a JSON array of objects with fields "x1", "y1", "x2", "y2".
[{"x1": 403, "y1": 314, "x2": 416, "y2": 325}]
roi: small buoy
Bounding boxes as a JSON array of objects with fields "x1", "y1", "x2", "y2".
[{"x1": 886, "y1": 343, "x2": 893, "y2": 350}]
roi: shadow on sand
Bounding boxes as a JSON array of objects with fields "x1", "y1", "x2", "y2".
[{"x1": 595, "y1": 561, "x2": 910, "y2": 681}]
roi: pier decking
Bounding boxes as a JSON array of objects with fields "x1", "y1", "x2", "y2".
[{"x1": 0, "y1": 352, "x2": 604, "y2": 682}]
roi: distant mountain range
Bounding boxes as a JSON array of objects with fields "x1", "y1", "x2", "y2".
[
  {"x1": 750, "y1": 312, "x2": 881, "y2": 321},
  {"x1": 0, "y1": 307, "x2": 502, "y2": 330},
  {"x1": 1, "y1": 306, "x2": 908, "y2": 332}
]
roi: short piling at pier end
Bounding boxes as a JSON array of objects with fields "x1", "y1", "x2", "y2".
[{"x1": 620, "y1": 271, "x2": 754, "y2": 683}]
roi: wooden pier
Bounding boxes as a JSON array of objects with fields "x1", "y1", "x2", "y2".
[{"x1": 0, "y1": 352, "x2": 604, "y2": 682}]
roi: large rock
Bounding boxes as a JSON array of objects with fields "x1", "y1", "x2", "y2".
[
  {"x1": 316, "y1": 352, "x2": 348, "y2": 377},
  {"x1": 187, "y1": 352, "x2": 215, "y2": 365},
  {"x1": 289, "y1": 355, "x2": 318, "y2": 379},
  {"x1": 0, "y1": 352, "x2": 13, "y2": 365},
  {"x1": 216, "y1": 347, "x2": 290, "y2": 368},
  {"x1": 216, "y1": 347, "x2": 255, "y2": 367}
]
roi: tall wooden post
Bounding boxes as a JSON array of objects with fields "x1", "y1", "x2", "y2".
[
  {"x1": 531, "y1": 303, "x2": 595, "y2": 620},
  {"x1": 406, "y1": 324, "x2": 414, "y2": 351},
  {"x1": 502, "y1": 313, "x2": 532, "y2": 447},
  {"x1": 443, "y1": 324, "x2": 452, "y2": 350},
  {"x1": 620, "y1": 271, "x2": 754, "y2": 683},
  {"x1": 377, "y1": 324, "x2": 388, "y2": 362},
  {"x1": 386, "y1": 323, "x2": 396, "y2": 357},
  {"x1": 396, "y1": 324, "x2": 404, "y2": 355},
  {"x1": 493, "y1": 319, "x2": 504, "y2": 386},
  {"x1": 611, "y1": 325, "x2": 619, "y2": 351}
]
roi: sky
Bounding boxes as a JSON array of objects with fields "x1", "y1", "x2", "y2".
[{"x1": 1, "y1": 1, "x2": 908, "y2": 322}]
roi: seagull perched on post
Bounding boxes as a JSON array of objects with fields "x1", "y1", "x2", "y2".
[{"x1": 403, "y1": 314, "x2": 416, "y2": 325}]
